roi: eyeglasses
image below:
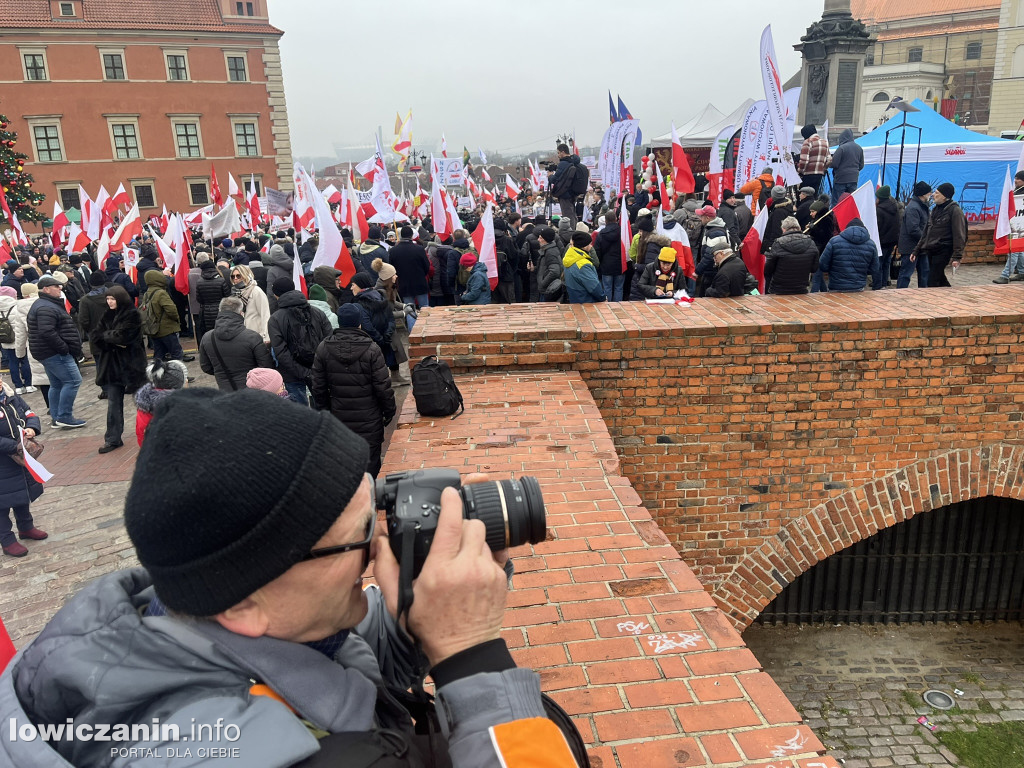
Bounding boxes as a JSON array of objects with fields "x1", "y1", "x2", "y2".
[
  {"x1": 300, "y1": 474, "x2": 377, "y2": 569},
  {"x1": 230, "y1": 273, "x2": 242, "y2": 281}
]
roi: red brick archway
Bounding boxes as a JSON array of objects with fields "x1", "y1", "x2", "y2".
[{"x1": 716, "y1": 443, "x2": 1024, "y2": 629}]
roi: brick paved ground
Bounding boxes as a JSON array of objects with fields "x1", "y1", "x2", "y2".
[{"x1": 745, "y1": 622, "x2": 1024, "y2": 767}]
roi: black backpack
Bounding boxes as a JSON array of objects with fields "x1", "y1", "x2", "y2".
[
  {"x1": 0, "y1": 307, "x2": 15, "y2": 345},
  {"x1": 411, "y1": 356, "x2": 464, "y2": 419},
  {"x1": 570, "y1": 164, "x2": 590, "y2": 196},
  {"x1": 291, "y1": 307, "x2": 327, "y2": 368}
]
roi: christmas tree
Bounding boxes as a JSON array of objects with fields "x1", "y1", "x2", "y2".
[{"x1": 0, "y1": 111, "x2": 46, "y2": 224}]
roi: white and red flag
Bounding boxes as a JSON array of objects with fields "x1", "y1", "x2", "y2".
[
  {"x1": 111, "y1": 204, "x2": 142, "y2": 251},
  {"x1": 322, "y1": 184, "x2": 342, "y2": 205},
  {"x1": 444, "y1": 189, "x2": 463, "y2": 234},
  {"x1": 110, "y1": 183, "x2": 131, "y2": 210},
  {"x1": 356, "y1": 137, "x2": 388, "y2": 184},
  {"x1": 52, "y1": 201, "x2": 70, "y2": 233},
  {"x1": 760, "y1": 25, "x2": 802, "y2": 187},
  {"x1": 291, "y1": 164, "x2": 315, "y2": 231},
  {"x1": 303, "y1": 163, "x2": 357, "y2": 286},
  {"x1": 470, "y1": 202, "x2": 499, "y2": 290},
  {"x1": 656, "y1": 209, "x2": 695, "y2": 278},
  {"x1": 431, "y1": 155, "x2": 451, "y2": 240},
  {"x1": 210, "y1": 164, "x2": 224, "y2": 208},
  {"x1": 441, "y1": 133, "x2": 448, "y2": 158},
  {"x1": 20, "y1": 428, "x2": 52, "y2": 484},
  {"x1": 505, "y1": 176, "x2": 521, "y2": 201},
  {"x1": 347, "y1": 173, "x2": 368, "y2": 243},
  {"x1": 528, "y1": 162, "x2": 542, "y2": 193},
  {"x1": 671, "y1": 123, "x2": 696, "y2": 196},
  {"x1": 0, "y1": 184, "x2": 14, "y2": 224},
  {"x1": 654, "y1": 160, "x2": 670, "y2": 212},
  {"x1": 994, "y1": 166, "x2": 1024, "y2": 255},
  {"x1": 619, "y1": 197, "x2": 631, "y2": 272},
  {"x1": 392, "y1": 110, "x2": 412, "y2": 171},
  {"x1": 66, "y1": 223, "x2": 91, "y2": 255},
  {"x1": 79, "y1": 186, "x2": 98, "y2": 241},
  {"x1": 96, "y1": 186, "x2": 114, "y2": 234},
  {"x1": 481, "y1": 167, "x2": 492, "y2": 184},
  {"x1": 248, "y1": 175, "x2": 263, "y2": 228},
  {"x1": 292, "y1": 246, "x2": 308, "y2": 297},
  {"x1": 228, "y1": 173, "x2": 241, "y2": 199},
  {"x1": 831, "y1": 181, "x2": 882, "y2": 260},
  {"x1": 740, "y1": 205, "x2": 770, "y2": 292}
]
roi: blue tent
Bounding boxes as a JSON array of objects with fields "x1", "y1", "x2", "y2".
[{"x1": 852, "y1": 99, "x2": 1022, "y2": 222}]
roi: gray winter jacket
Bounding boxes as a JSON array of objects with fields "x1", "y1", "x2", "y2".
[
  {"x1": 0, "y1": 569, "x2": 550, "y2": 767},
  {"x1": 830, "y1": 129, "x2": 864, "y2": 185},
  {"x1": 266, "y1": 244, "x2": 294, "y2": 314}
]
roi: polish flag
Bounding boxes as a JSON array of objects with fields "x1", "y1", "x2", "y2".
[
  {"x1": 444, "y1": 188, "x2": 463, "y2": 233},
  {"x1": 831, "y1": 181, "x2": 883, "y2": 259},
  {"x1": 110, "y1": 183, "x2": 131, "y2": 210},
  {"x1": 98, "y1": 186, "x2": 115, "y2": 218},
  {"x1": 151, "y1": 222, "x2": 177, "y2": 268},
  {"x1": 96, "y1": 186, "x2": 114, "y2": 234},
  {"x1": 322, "y1": 184, "x2": 342, "y2": 205},
  {"x1": 740, "y1": 205, "x2": 769, "y2": 292},
  {"x1": 7, "y1": 212, "x2": 27, "y2": 246},
  {"x1": 248, "y1": 177, "x2": 263, "y2": 229},
  {"x1": 292, "y1": 246, "x2": 308, "y2": 297},
  {"x1": 158, "y1": 205, "x2": 170, "y2": 234},
  {"x1": 0, "y1": 183, "x2": 13, "y2": 223},
  {"x1": 671, "y1": 123, "x2": 696, "y2": 195},
  {"x1": 173, "y1": 234, "x2": 190, "y2": 296},
  {"x1": 619, "y1": 198, "x2": 631, "y2": 272},
  {"x1": 347, "y1": 174, "x2": 367, "y2": 243},
  {"x1": 111, "y1": 204, "x2": 142, "y2": 251},
  {"x1": 78, "y1": 186, "x2": 98, "y2": 240},
  {"x1": 211, "y1": 164, "x2": 224, "y2": 207},
  {"x1": 505, "y1": 176, "x2": 521, "y2": 201},
  {"x1": 304, "y1": 164, "x2": 357, "y2": 285},
  {"x1": 994, "y1": 167, "x2": 1024, "y2": 255},
  {"x1": 441, "y1": 133, "x2": 448, "y2": 158},
  {"x1": 656, "y1": 209, "x2": 695, "y2": 278},
  {"x1": 228, "y1": 173, "x2": 241, "y2": 199},
  {"x1": 481, "y1": 167, "x2": 492, "y2": 183},
  {"x1": 96, "y1": 229, "x2": 111, "y2": 267},
  {"x1": 291, "y1": 163, "x2": 316, "y2": 231},
  {"x1": 20, "y1": 429, "x2": 53, "y2": 483},
  {"x1": 430, "y1": 155, "x2": 451, "y2": 240},
  {"x1": 471, "y1": 202, "x2": 499, "y2": 289},
  {"x1": 0, "y1": 614, "x2": 14, "y2": 673},
  {"x1": 66, "y1": 223, "x2": 91, "y2": 254},
  {"x1": 52, "y1": 201, "x2": 70, "y2": 232},
  {"x1": 528, "y1": 162, "x2": 542, "y2": 193},
  {"x1": 654, "y1": 161, "x2": 670, "y2": 212}
]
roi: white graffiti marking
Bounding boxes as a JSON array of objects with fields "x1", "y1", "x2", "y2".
[
  {"x1": 769, "y1": 729, "x2": 809, "y2": 758},
  {"x1": 616, "y1": 621, "x2": 650, "y2": 636},
  {"x1": 645, "y1": 632, "x2": 704, "y2": 654}
]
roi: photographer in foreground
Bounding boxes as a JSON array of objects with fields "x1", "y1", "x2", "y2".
[{"x1": 0, "y1": 389, "x2": 579, "y2": 768}]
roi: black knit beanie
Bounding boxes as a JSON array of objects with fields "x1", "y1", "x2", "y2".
[{"x1": 125, "y1": 388, "x2": 369, "y2": 616}]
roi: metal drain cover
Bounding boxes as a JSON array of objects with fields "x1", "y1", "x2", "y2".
[{"x1": 923, "y1": 690, "x2": 956, "y2": 710}]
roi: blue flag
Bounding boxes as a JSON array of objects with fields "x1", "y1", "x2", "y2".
[
  {"x1": 609, "y1": 90, "x2": 618, "y2": 124},
  {"x1": 617, "y1": 96, "x2": 642, "y2": 146}
]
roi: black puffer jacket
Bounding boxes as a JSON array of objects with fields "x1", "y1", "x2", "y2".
[
  {"x1": 93, "y1": 307, "x2": 147, "y2": 390},
  {"x1": 78, "y1": 290, "x2": 109, "y2": 356},
  {"x1": 536, "y1": 242, "x2": 563, "y2": 297},
  {"x1": 764, "y1": 232, "x2": 820, "y2": 295},
  {"x1": 762, "y1": 199, "x2": 795, "y2": 254},
  {"x1": 195, "y1": 264, "x2": 230, "y2": 334},
  {"x1": 198, "y1": 311, "x2": 274, "y2": 391},
  {"x1": 876, "y1": 198, "x2": 900, "y2": 249},
  {"x1": 27, "y1": 293, "x2": 82, "y2": 361},
  {"x1": 268, "y1": 290, "x2": 332, "y2": 385},
  {"x1": 704, "y1": 254, "x2": 750, "y2": 298},
  {"x1": 594, "y1": 223, "x2": 623, "y2": 276},
  {"x1": 310, "y1": 327, "x2": 395, "y2": 456},
  {"x1": 352, "y1": 288, "x2": 394, "y2": 348}
]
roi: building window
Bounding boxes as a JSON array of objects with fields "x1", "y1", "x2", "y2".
[
  {"x1": 59, "y1": 2, "x2": 75, "y2": 15},
  {"x1": 235, "y1": 1, "x2": 243, "y2": 13},
  {"x1": 246, "y1": 2, "x2": 254, "y2": 15},
  {"x1": 244, "y1": 178, "x2": 263, "y2": 196},
  {"x1": 103, "y1": 53, "x2": 125, "y2": 80},
  {"x1": 227, "y1": 56, "x2": 247, "y2": 81},
  {"x1": 32, "y1": 125, "x2": 63, "y2": 162},
  {"x1": 23, "y1": 53, "x2": 47, "y2": 81},
  {"x1": 188, "y1": 182, "x2": 210, "y2": 206},
  {"x1": 133, "y1": 183, "x2": 156, "y2": 208},
  {"x1": 908, "y1": 48, "x2": 923, "y2": 63},
  {"x1": 174, "y1": 122, "x2": 202, "y2": 158},
  {"x1": 1013, "y1": 45, "x2": 1024, "y2": 79},
  {"x1": 865, "y1": 50, "x2": 874, "y2": 66},
  {"x1": 873, "y1": 92, "x2": 890, "y2": 103},
  {"x1": 235, "y1": 1, "x2": 254, "y2": 14},
  {"x1": 112, "y1": 123, "x2": 140, "y2": 159},
  {"x1": 166, "y1": 54, "x2": 188, "y2": 81},
  {"x1": 965, "y1": 42, "x2": 982, "y2": 60},
  {"x1": 234, "y1": 122, "x2": 259, "y2": 156},
  {"x1": 59, "y1": 187, "x2": 80, "y2": 211}
]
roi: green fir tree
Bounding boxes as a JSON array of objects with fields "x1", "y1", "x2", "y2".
[{"x1": 0, "y1": 111, "x2": 46, "y2": 224}]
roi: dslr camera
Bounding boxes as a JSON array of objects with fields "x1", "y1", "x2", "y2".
[{"x1": 376, "y1": 469, "x2": 546, "y2": 578}]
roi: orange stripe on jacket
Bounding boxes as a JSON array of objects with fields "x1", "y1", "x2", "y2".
[{"x1": 488, "y1": 718, "x2": 578, "y2": 768}]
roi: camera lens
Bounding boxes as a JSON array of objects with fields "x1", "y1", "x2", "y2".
[{"x1": 461, "y1": 476, "x2": 547, "y2": 552}]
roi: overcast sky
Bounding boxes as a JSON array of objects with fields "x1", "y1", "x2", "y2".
[{"x1": 266, "y1": 0, "x2": 828, "y2": 160}]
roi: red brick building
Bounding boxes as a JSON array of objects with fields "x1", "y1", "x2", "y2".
[{"x1": 0, "y1": 0, "x2": 293, "y2": 225}]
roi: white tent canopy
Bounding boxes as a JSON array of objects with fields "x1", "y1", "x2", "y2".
[{"x1": 650, "y1": 99, "x2": 756, "y2": 148}]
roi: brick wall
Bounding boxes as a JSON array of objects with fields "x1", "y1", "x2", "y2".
[
  {"x1": 961, "y1": 223, "x2": 1001, "y2": 264},
  {"x1": 381, "y1": 372, "x2": 837, "y2": 767},
  {"x1": 410, "y1": 286, "x2": 1024, "y2": 629}
]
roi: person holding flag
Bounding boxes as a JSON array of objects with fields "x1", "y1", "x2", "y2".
[{"x1": 0, "y1": 368, "x2": 46, "y2": 558}]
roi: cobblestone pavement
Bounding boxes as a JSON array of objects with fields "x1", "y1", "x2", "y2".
[
  {"x1": 744, "y1": 622, "x2": 1024, "y2": 767},
  {"x1": 0, "y1": 260, "x2": 1013, "y2": 643}
]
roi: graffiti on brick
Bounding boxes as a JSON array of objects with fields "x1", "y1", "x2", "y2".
[
  {"x1": 769, "y1": 729, "x2": 809, "y2": 758},
  {"x1": 645, "y1": 632, "x2": 704, "y2": 654},
  {"x1": 616, "y1": 620, "x2": 650, "y2": 635}
]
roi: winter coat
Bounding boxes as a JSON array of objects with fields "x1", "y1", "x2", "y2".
[
  {"x1": 93, "y1": 306, "x2": 147, "y2": 390},
  {"x1": 388, "y1": 240, "x2": 431, "y2": 296},
  {"x1": 195, "y1": 264, "x2": 230, "y2": 334},
  {"x1": 249, "y1": 258, "x2": 269, "y2": 295},
  {"x1": 104, "y1": 257, "x2": 137, "y2": 299},
  {"x1": 739, "y1": 172, "x2": 776, "y2": 217},
  {"x1": 550, "y1": 153, "x2": 582, "y2": 199},
  {"x1": 764, "y1": 232, "x2": 820, "y2": 295},
  {"x1": 311, "y1": 327, "x2": 395, "y2": 452},
  {"x1": 914, "y1": 200, "x2": 968, "y2": 261},
  {"x1": 697, "y1": 224, "x2": 729, "y2": 277},
  {"x1": 77, "y1": 289, "x2": 108, "y2": 355},
  {"x1": 352, "y1": 289, "x2": 394, "y2": 347},
  {"x1": 819, "y1": 226, "x2": 882, "y2": 291},
  {"x1": 562, "y1": 247, "x2": 606, "y2": 304},
  {"x1": 704, "y1": 253, "x2": 750, "y2": 298},
  {"x1": 638, "y1": 233, "x2": 672, "y2": 271},
  {"x1": 12, "y1": 297, "x2": 45, "y2": 384},
  {"x1": 0, "y1": 568, "x2": 556, "y2": 768},
  {"x1": 537, "y1": 242, "x2": 564, "y2": 298},
  {"x1": 198, "y1": 310, "x2": 274, "y2": 391},
  {"x1": 718, "y1": 200, "x2": 743, "y2": 244},
  {"x1": 460, "y1": 260, "x2": 492, "y2": 305},
  {"x1": 141, "y1": 270, "x2": 180, "y2": 338},
  {"x1": 554, "y1": 218, "x2": 574, "y2": 253},
  {"x1": 232, "y1": 279, "x2": 271, "y2": 342},
  {"x1": 312, "y1": 266, "x2": 348, "y2": 311},
  {"x1": 763, "y1": 200, "x2": 795, "y2": 254},
  {"x1": 266, "y1": 245, "x2": 294, "y2": 314},
  {"x1": 0, "y1": 388, "x2": 43, "y2": 509},
  {"x1": 875, "y1": 198, "x2": 900, "y2": 249},
  {"x1": 795, "y1": 197, "x2": 814, "y2": 229},
  {"x1": 594, "y1": 223, "x2": 624, "y2": 276},
  {"x1": 309, "y1": 298, "x2": 339, "y2": 329},
  {"x1": 1, "y1": 274, "x2": 24, "y2": 298},
  {"x1": 426, "y1": 243, "x2": 451, "y2": 298},
  {"x1": 630, "y1": 260, "x2": 685, "y2": 301},
  {"x1": 356, "y1": 240, "x2": 388, "y2": 274},
  {"x1": 808, "y1": 213, "x2": 838, "y2": 254},
  {"x1": 134, "y1": 255, "x2": 161, "y2": 295},
  {"x1": 267, "y1": 290, "x2": 332, "y2": 385},
  {"x1": 830, "y1": 128, "x2": 864, "y2": 185},
  {"x1": 445, "y1": 241, "x2": 470, "y2": 295},
  {"x1": 899, "y1": 197, "x2": 931, "y2": 255},
  {"x1": 27, "y1": 292, "x2": 82, "y2": 361}
]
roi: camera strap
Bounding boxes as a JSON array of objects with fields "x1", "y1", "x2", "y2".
[{"x1": 396, "y1": 520, "x2": 418, "y2": 623}]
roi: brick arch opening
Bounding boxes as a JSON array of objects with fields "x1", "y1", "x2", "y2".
[{"x1": 716, "y1": 443, "x2": 1024, "y2": 629}]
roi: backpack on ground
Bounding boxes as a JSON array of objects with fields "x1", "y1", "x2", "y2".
[
  {"x1": 411, "y1": 356, "x2": 464, "y2": 419},
  {"x1": 0, "y1": 307, "x2": 15, "y2": 345},
  {"x1": 570, "y1": 163, "x2": 590, "y2": 197},
  {"x1": 138, "y1": 292, "x2": 161, "y2": 337}
]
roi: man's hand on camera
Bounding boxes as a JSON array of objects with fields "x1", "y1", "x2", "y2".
[{"x1": 373, "y1": 475, "x2": 509, "y2": 667}]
